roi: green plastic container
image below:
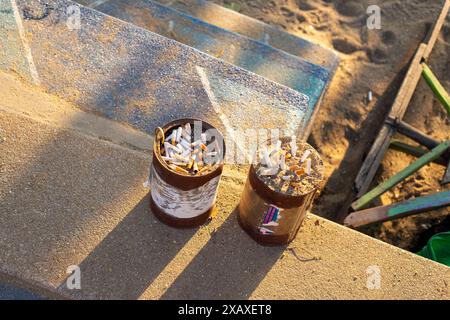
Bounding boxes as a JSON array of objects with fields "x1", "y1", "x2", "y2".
[{"x1": 417, "y1": 231, "x2": 450, "y2": 267}]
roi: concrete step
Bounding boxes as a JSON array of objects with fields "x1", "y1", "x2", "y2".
[
  {"x1": 77, "y1": 0, "x2": 336, "y2": 136},
  {"x1": 0, "y1": 0, "x2": 315, "y2": 160},
  {"x1": 0, "y1": 79, "x2": 448, "y2": 298},
  {"x1": 154, "y1": 0, "x2": 339, "y2": 72},
  {"x1": 81, "y1": 0, "x2": 339, "y2": 73},
  {"x1": 0, "y1": 282, "x2": 45, "y2": 300}
]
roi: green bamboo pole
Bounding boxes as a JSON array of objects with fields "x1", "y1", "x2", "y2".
[
  {"x1": 389, "y1": 140, "x2": 447, "y2": 166},
  {"x1": 345, "y1": 190, "x2": 450, "y2": 228},
  {"x1": 352, "y1": 140, "x2": 450, "y2": 211},
  {"x1": 422, "y1": 63, "x2": 450, "y2": 116}
]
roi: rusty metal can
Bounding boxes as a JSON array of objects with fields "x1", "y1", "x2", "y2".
[
  {"x1": 238, "y1": 140, "x2": 323, "y2": 246},
  {"x1": 149, "y1": 119, "x2": 226, "y2": 228}
]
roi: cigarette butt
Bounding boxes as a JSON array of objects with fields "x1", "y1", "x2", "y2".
[
  {"x1": 306, "y1": 158, "x2": 312, "y2": 175},
  {"x1": 263, "y1": 149, "x2": 272, "y2": 167},
  {"x1": 171, "y1": 129, "x2": 177, "y2": 145},
  {"x1": 290, "y1": 135, "x2": 297, "y2": 155},
  {"x1": 176, "y1": 143, "x2": 184, "y2": 153},
  {"x1": 185, "y1": 123, "x2": 191, "y2": 135},
  {"x1": 182, "y1": 130, "x2": 191, "y2": 141},
  {"x1": 181, "y1": 148, "x2": 191, "y2": 158},
  {"x1": 193, "y1": 162, "x2": 199, "y2": 173},
  {"x1": 176, "y1": 127, "x2": 182, "y2": 142},
  {"x1": 291, "y1": 146, "x2": 298, "y2": 157},
  {"x1": 301, "y1": 150, "x2": 311, "y2": 163},
  {"x1": 162, "y1": 156, "x2": 175, "y2": 162},
  {"x1": 200, "y1": 144, "x2": 208, "y2": 151},
  {"x1": 165, "y1": 142, "x2": 182, "y2": 154},
  {"x1": 280, "y1": 153, "x2": 286, "y2": 170},
  {"x1": 165, "y1": 132, "x2": 173, "y2": 142},
  {"x1": 172, "y1": 161, "x2": 188, "y2": 167},
  {"x1": 289, "y1": 165, "x2": 299, "y2": 171},
  {"x1": 173, "y1": 153, "x2": 189, "y2": 162},
  {"x1": 170, "y1": 164, "x2": 189, "y2": 174},
  {"x1": 295, "y1": 168, "x2": 305, "y2": 176},
  {"x1": 368, "y1": 90, "x2": 373, "y2": 102},
  {"x1": 198, "y1": 164, "x2": 212, "y2": 175},
  {"x1": 259, "y1": 167, "x2": 278, "y2": 176},
  {"x1": 275, "y1": 140, "x2": 281, "y2": 151},
  {"x1": 187, "y1": 159, "x2": 194, "y2": 170},
  {"x1": 180, "y1": 139, "x2": 191, "y2": 150}
]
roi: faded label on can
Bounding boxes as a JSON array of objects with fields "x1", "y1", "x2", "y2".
[
  {"x1": 150, "y1": 167, "x2": 220, "y2": 219},
  {"x1": 259, "y1": 204, "x2": 284, "y2": 234}
]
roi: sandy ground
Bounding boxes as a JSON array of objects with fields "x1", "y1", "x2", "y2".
[{"x1": 210, "y1": 0, "x2": 450, "y2": 251}]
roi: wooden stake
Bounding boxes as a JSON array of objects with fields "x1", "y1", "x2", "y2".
[
  {"x1": 354, "y1": 1, "x2": 450, "y2": 197},
  {"x1": 345, "y1": 190, "x2": 450, "y2": 228},
  {"x1": 387, "y1": 118, "x2": 441, "y2": 150},
  {"x1": 352, "y1": 141, "x2": 450, "y2": 211},
  {"x1": 355, "y1": 44, "x2": 428, "y2": 197}
]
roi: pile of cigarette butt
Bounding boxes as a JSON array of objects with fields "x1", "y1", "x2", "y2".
[
  {"x1": 158, "y1": 123, "x2": 222, "y2": 176},
  {"x1": 255, "y1": 137, "x2": 323, "y2": 196}
]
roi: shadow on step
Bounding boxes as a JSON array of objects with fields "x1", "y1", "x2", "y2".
[
  {"x1": 57, "y1": 195, "x2": 197, "y2": 300},
  {"x1": 161, "y1": 208, "x2": 285, "y2": 300}
]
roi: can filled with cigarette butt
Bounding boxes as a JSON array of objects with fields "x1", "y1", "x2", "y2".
[
  {"x1": 149, "y1": 119, "x2": 226, "y2": 228},
  {"x1": 238, "y1": 137, "x2": 323, "y2": 246}
]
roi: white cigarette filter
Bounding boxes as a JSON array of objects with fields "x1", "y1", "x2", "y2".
[
  {"x1": 306, "y1": 158, "x2": 312, "y2": 175},
  {"x1": 176, "y1": 127, "x2": 183, "y2": 142},
  {"x1": 290, "y1": 135, "x2": 297, "y2": 155},
  {"x1": 259, "y1": 167, "x2": 279, "y2": 176},
  {"x1": 165, "y1": 131, "x2": 174, "y2": 142},
  {"x1": 280, "y1": 153, "x2": 286, "y2": 170},
  {"x1": 173, "y1": 153, "x2": 189, "y2": 163},
  {"x1": 181, "y1": 148, "x2": 191, "y2": 158},
  {"x1": 301, "y1": 150, "x2": 311, "y2": 163},
  {"x1": 164, "y1": 142, "x2": 181, "y2": 154},
  {"x1": 185, "y1": 123, "x2": 191, "y2": 135},
  {"x1": 275, "y1": 140, "x2": 282, "y2": 151},
  {"x1": 181, "y1": 130, "x2": 191, "y2": 141},
  {"x1": 180, "y1": 139, "x2": 191, "y2": 149},
  {"x1": 262, "y1": 149, "x2": 273, "y2": 168}
]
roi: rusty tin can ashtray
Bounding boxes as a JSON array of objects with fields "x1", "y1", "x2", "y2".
[
  {"x1": 238, "y1": 136, "x2": 324, "y2": 246},
  {"x1": 149, "y1": 119, "x2": 226, "y2": 228}
]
